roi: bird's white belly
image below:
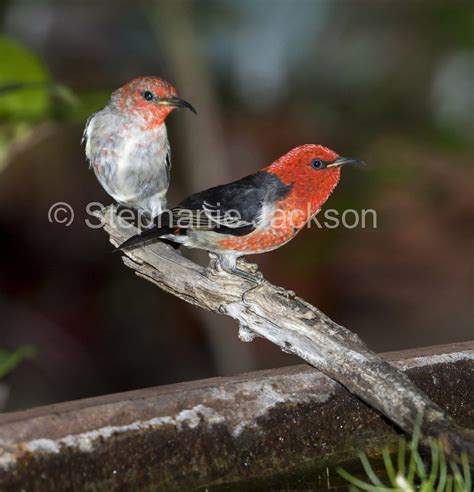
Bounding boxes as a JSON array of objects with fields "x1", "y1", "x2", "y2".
[
  {"x1": 88, "y1": 115, "x2": 170, "y2": 216},
  {"x1": 112, "y1": 135, "x2": 163, "y2": 202}
]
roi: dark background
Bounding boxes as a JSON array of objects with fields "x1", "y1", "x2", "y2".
[{"x1": 0, "y1": 0, "x2": 472, "y2": 411}]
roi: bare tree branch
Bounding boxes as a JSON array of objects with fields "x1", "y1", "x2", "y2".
[{"x1": 100, "y1": 207, "x2": 474, "y2": 461}]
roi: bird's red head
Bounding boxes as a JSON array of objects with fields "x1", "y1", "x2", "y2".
[
  {"x1": 266, "y1": 144, "x2": 364, "y2": 214},
  {"x1": 110, "y1": 76, "x2": 196, "y2": 127}
]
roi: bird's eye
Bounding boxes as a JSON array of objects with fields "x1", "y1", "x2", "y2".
[
  {"x1": 311, "y1": 158, "x2": 324, "y2": 169},
  {"x1": 143, "y1": 90, "x2": 154, "y2": 101}
]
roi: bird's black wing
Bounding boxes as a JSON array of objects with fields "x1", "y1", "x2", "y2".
[
  {"x1": 171, "y1": 171, "x2": 291, "y2": 236},
  {"x1": 118, "y1": 171, "x2": 291, "y2": 250}
]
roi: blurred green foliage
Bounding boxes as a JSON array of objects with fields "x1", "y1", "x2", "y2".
[
  {"x1": 69, "y1": 89, "x2": 110, "y2": 122},
  {"x1": 0, "y1": 36, "x2": 51, "y2": 120},
  {"x1": 0, "y1": 35, "x2": 112, "y2": 125},
  {"x1": 337, "y1": 416, "x2": 472, "y2": 492},
  {"x1": 0, "y1": 346, "x2": 34, "y2": 380},
  {"x1": 0, "y1": 35, "x2": 111, "y2": 169}
]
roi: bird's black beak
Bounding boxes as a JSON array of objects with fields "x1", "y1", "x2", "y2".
[
  {"x1": 159, "y1": 96, "x2": 197, "y2": 114},
  {"x1": 326, "y1": 156, "x2": 365, "y2": 168}
]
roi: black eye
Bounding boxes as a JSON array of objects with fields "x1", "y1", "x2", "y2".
[
  {"x1": 143, "y1": 90, "x2": 154, "y2": 101},
  {"x1": 311, "y1": 158, "x2": 324, "y2": 169}
]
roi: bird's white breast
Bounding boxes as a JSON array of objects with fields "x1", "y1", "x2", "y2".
[{"x1": 84, "y1": 108, "x2": 170, "y2": 216}]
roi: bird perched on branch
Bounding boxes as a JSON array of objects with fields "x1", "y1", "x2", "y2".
[
  {"x1": 83, "y1": 76, "x2": 196, "y2": 220},
  {"x1": 118, "y1": 145, "x2": 364, "y2": 280}
]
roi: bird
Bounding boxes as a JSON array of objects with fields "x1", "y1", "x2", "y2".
[
  {"x1": 82, "y1": 76, "x2": 196, "y2": 221},
  {"x1": 117, "y1": 144, "x2": 364, "y2": 280}
]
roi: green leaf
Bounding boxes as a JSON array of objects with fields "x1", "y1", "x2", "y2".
[
  {"x1": 359, "y1": 453, "x2": 386, "y2": 488},
  {"x1": 382, "y1": 449, "x2": 396, "y2": 486},
  {"x1": 336, "y1": 466, "x2": 384, "y2": 491},
  {"x1": 461, "y1": 453, "x2": 471, "y2": 492},
  {"x1": 0, "y1": 36, "x2": 50, "y2": 120},
  {"x1": 0, "y1": 346, "x2": 35, "y2": 379}
]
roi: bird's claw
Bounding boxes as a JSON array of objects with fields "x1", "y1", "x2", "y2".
[
  {"x1": 207, "y1": 253, "x2": 220, "y2": 271},
  {"x1": 204, "y1": 255, "x2": 225, "y2": 280},
  {"x1": 206, "y1": 255, "x2": 263, "y2": 284},
  {"x1": 236, "y1": 258, "x2": 259, "y2": 274},
  {"x1": 228, "y1": 258, "x2": 263, "y2": 283}
]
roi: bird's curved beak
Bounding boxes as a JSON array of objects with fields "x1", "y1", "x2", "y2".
[
  {"x1": 326, "y1": 156, "x2": 365, "y2": 168},
  {"x1": 158, "y1": 96, "x2": 197, "y2": 114}
]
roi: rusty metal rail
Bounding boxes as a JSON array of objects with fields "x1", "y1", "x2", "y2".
[{"x1": 0, "y1": 341, "x2": 472, "y2": 491}]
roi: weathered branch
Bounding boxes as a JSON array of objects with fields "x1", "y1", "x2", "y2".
[{"x1": 100, "y1": 207, "x2": 474, "y2": 460}]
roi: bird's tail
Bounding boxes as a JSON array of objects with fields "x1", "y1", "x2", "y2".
[{"x1": 116, "y1": 225, "x2": 174, "y2": 251}]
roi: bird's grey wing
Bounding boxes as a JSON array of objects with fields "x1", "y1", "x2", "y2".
[
  {"x1": 81, "y1": 112, "x2": 97, "y2": 169},
  {"x1": 165, "y1": 144, "x2": 171, "y2": 183}
]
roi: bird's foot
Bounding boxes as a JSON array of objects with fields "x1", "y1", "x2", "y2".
[
  {"x1": 231, "y1": 258, "x2": 264, "y2": 283},
  {"x1": 206, "y1": 255, "x2": 264, "y2": 284},
  {"x1": 236, "y1": 258, "x2": 259, "y2": 274}
]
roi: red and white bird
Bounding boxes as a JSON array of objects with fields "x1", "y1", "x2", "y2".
[
  {"x1": 83, "y1": 76, "x2": 196, "y2": 219},
  {"x1": 118, "y1": 144, "x2": 364, "y2": 279}
]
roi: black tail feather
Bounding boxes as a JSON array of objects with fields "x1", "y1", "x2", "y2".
[{"x1": 116, "y1": 225, "x2": 173, "y2": 252}]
